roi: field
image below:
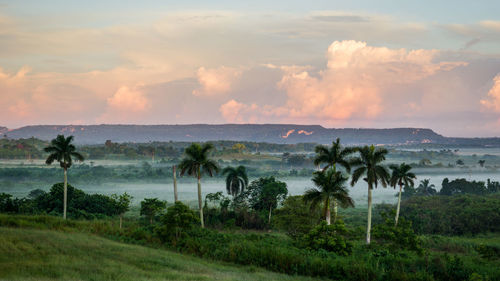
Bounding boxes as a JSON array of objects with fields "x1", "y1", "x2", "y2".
[{"x1": 0, "y1": 226, "x2": 316, "y2": 281}]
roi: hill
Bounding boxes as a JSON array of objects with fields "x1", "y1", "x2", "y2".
[
  {"x1": 1, "y1": 124, "x2": 448, "y2": 145},
  {"x1": 0, "y1": 227, "x2": 315, "y2": 281}
]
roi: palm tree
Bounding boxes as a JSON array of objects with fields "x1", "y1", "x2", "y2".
[
  {"x1": 350, "y1": 145, "x2": 389, "y2": 244},
  {"x1": 44, "y1": 135, "x2": 84, "y2": 219},
  {"x1": 303, "y1": 169, "x2": 354, "y2": 225},
  {"x1": 416, "y1": 179, "x2": 436, "y2": 196},
  {"x1": 222, "y1": 165, "x2": 248, "y2": 197},
  {"x1": 313, "y1": 138, "x2": 354, "y2": 172},
  {"x1": 178, "y1": 143, "x2": 219, "y2": 228},
  {"x1": 313, "y1": 138, "x2": 354, "y2": 217},
  {"x1": 389, "y1": 163, "x2": 416, "y2": 226}
]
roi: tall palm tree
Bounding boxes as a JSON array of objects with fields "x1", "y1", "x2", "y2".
[
  {"x1": 389, "y1": 163, "x2": 416, "y2": 226},
  {"x1": 178, "y1": 143, "x2": 219, "y2": 228},
  {"x1": 313, "y1": 138, "x2": 354, "y2": 217},
  {"x1": 303, "y1": 169, "x2": 354, "y2": 225},
  {"x1": 44, "y1": 135, "x2": 84, "y2": 219},
  {"x1": 222, "y1": 165, "x2": 248, "y2": 197},
  {"x1": 350, "y1": 145, "x2": 389, "y2": 244},
  {"x1": 313, "y1": 138, "x2": 354, "y2": 172},
  {"x1": 416, "y1": 179, "x2": 436, "y2": 196}
]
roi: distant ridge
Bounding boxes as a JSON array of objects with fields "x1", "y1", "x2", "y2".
[{"x1": 0, "y1": 124, "x2": 454, "y2": 145}]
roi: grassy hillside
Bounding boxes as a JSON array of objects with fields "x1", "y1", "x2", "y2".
[{"x1": 0, "y1": 227, "x2": 316, "y2": 281}]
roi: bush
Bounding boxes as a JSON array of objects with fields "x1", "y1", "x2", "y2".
[
  {"x1": 156, "y1": 201, "x2": 199, "y2": 245},
  {"x1": 300, "y1": 220, "x2": 353, "y2": 256},
  {"x1": 400, "y1": 194, "x2": 500, "y2": 235},
  {"x1": 372, "y1": 211, "x2": 422, "y2": 253}
]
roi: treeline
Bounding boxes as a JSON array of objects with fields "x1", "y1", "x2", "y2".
[
  {"x1": 0, "y1": 137, "x2": 319, "y2": 160},
  {"x1": 0, "y1": 183, "x2": 129, "y2": 220},
  {"x1": 401, "y1": 178, "x2": 500, "y2": 199}
]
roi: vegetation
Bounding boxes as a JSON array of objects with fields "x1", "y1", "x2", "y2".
[
  {"x1": 0, "y1": 226, "x2": 315, "y2": 281},
  {"x1": 303, "y1": 169, "x2": 354, "y2": 224},
  {"x1": 1, "y1": 135, "x2": 500, "y2": 280},
  {"x1": 44, "y1": 135, "x2": 85, "y2": 219},
  {"x1": 222, "y1": 165, "x2": 249, "y2": 197},
  {"x1": 350, "y1": 145, "x2": 390, "y2": 244},
  {"x1": 178, "y1": 143, "x2": 220, "y2": 227},
  {"x1": 389, "y1": 163, "x2": 415, "y2": 226}
]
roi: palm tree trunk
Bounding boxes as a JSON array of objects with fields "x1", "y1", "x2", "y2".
[
  {"x1": 395, "y1": 184, "x2": 402, "y2": 226},
  {"x1": 333, "y1": 199, "x2": 338, "y2": 223},
  {"x1": 366, "y1": 183, "x2": 373, "y2": 244},
  {"x1": 173, "y1": 165, "x2": 178, "y2": 202},
  {"x1": 325, "y1": 204, "x2": 331, "y2": 225},
  {"x1": 268, "y1": 205, "x2": 272, "y2": 224},
  {"x1": 197, "y1": 167, "x2": 204, "y2": 228},
  {"x1": 119, "y1": 214, "x2": 123, "y2": 229},
  {"x1": 324, "y1": 197, "x2": 331, "y2": 225},
  {"x1": 63, "y1": 168, "x2": 68, "y2": 220}
]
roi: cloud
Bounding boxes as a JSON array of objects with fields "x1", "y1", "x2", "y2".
[
  {"x1": 106, "y1": 86, "x2": 150, "y2": 112},
  {"x1": 220, "y1": 40, "x2": 466, "y2": 124},
  {"x1": 97, "y1": 86, "x2": 151, "y2": 123},
  {"x1": 481, "y1": 74, "x2": 500, "y2": 112},
  {"x1": 219, "y1": 99, "x2": 254, "y2": 123},
  {"x1": 192, "y1": 66, "x2": 242, "y2": 96}
]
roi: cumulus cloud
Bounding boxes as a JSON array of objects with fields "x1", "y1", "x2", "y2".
[
  {"x1": 220, "y1": 40, "x2": 466, "y2": 124},
  {"x1": 97, "y1": 86, "x2": 151, "y2": 123},
  {"x1": 481, "y1": 74, "x2": 500, "y2": 112},
  {"x1": 192, "y1": 66, "x2": 242, "y2": 96},
  {"x1": 106, "y1": 86, "x2": 150, "y2": 112}
]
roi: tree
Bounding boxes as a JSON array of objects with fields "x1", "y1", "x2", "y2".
[
  {"x1": 232, "y1": 143, "x2": 246, "y2": 154},
  {"x1": 303, "y1": 169, "x2": 354, "y2": 225},
  {"x1": 350, "y1": 145, "x2": 390, "y2": 244},
  {"x1": 222, "y1": 165, "x2": 249, "y2": 197},
  {"x1": 313, "y1": 138, "x2": 354, "y2": 172},
  {"x1": 112, "y1": 193, "x2": 133, "y2": 229},
  {"x1": 416, "y1": 179, "x2": 437, "y2": 196},
  {"x1": 156, "y1": 201, "x2": 199, "y2": 245},
  {"x1": 140, "y1": 198, "x2": 166, "y2": 224},
  {"x1": 389, "y1": 163, "x2": 416, "y2": 226},
  {"x1": 178, "y1": 143, "x2": 219, "y2": 228},
  {"x1": 478, "y1": 160, "x2": 486, "y2": 168},
  {"x1": 44, "y1": 135, "x2": 84, "y2": 219},
  {"x1": 313, "y1": 138, "x2": 354, "y2": 216},
  {"x1": 246, "y1": 176, "x2": 288, "y2": 224}
]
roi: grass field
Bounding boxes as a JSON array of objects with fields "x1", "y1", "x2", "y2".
[{"x1": 0, "y1": 227, "x2": 317, "y2": 281}]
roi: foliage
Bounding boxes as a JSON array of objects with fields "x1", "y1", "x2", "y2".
[
  {"x1": 222, "y1": 165, "x2": 248, "y2": 197},
  {"x1": 44, "y1": 135, "x2": 84, "y2": 169},
  {"x1": 0, "y1": 183, "x2": 121, "y2": 219},
  {"x1": 313, "y1": 138, "x2": 354, "y2": 172},
  {"x1": 372, "y1": 211, "x2": 423, "y2": 253},
  {"x1": 111, "y1": 192, "x2": 133, "y2": 215},
  {"x1": 156, "y1": 201, "x2": 199, "y2": 245},
  {"x1": 416, "y1": 179, "x2": 437, "y2": 196},
  {"x1": 303, "y1": 169, "x2": 354, "y2": 224},
  {"x1": 400, "y1": 194, "x2": 500, "y2": 235},
  {"x1": 273, "y1": 195, "x2": 322, "y2": 239},
  {"x1": 245, "y1": 176, "x2": 287, "y2": 222},
  {"x1": 300, "y1": 220, "x2": 353, "y2": 256},
  {"x1": 440, "y1": 178, "x2": 498, "y2": 196},
  {"x1": 139, "y1": 198, "x2": 166, "y2": 224}
]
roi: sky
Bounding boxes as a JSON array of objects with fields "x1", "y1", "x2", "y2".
[{"x1": 1, "y1": 1, "x2": 500, "y2": 137}]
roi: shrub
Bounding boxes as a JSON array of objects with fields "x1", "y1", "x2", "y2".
[
  {"x1": 156, "y1": 201, "x2": 199, "y2": 246},
  {"x1": 372, "y1": 211, "x2": 422, "y2": 253},
  {"x1": 300, "y1": 220, "x2": 353, "y2": 256}
]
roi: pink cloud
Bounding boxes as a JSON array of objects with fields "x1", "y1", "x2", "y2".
[
  {"x1": 219, "y1": 40, "x2": 466, "y2": 124},
  {"x1": 193, "y1": 66, "x2": 242, "y2": 96},
  {"x1": 481, "y1": 74, "x2": 500, "y2": 112}
]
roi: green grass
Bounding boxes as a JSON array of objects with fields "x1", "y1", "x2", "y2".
[{"x1": 0, "y1": 227, "x2": 317, "y2": 281}]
